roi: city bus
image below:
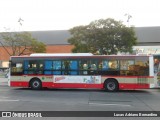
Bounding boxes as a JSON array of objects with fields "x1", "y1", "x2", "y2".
[{"x1": 8, "y1": 53, "x2": 155, "y2": 91}]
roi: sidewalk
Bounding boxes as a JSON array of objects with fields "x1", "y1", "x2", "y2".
[{"x1": 0, "y1": 77, "x2": 8, "y2": 86}]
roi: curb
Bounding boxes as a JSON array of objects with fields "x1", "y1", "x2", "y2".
[{"x1": 0, "y1": 82, "x2": 8, "y2": 86}]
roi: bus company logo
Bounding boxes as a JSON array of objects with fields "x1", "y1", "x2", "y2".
[{"x1": 55, "y1": 76, "x2": 66, "y2": 82}]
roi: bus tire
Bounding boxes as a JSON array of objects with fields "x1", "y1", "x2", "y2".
[
  {"x1": 104, "y1": 79, "x2": 119, "y2": 92},
  {"x1": 30, "y1": 78, "x2": 42, "y2": 90}
]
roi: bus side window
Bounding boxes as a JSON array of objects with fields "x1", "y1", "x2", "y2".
[
  {"x1": 98, "y1": 60, "x2": 108, "y2": 70},
  {"x1": 61, "y1": 60, "x2": 70, "y2": 75},
  {"x1": 24, "y1": 60, "x2": 29, "y2": 74},
  {"x1": 70, "y1": 60, "x2": 78, "y2": 75},
  {"x1": 102, "y1": 60, "x2": 109, "y2": 70},
  {"x1": 89, "y1": 60, "x2": 98, "y2": 75},
  {"x1": 44, "y1": 61, "x2": 52, "y2": 75},
  {"x1": 108, "y1": 60, "x2": 119, "y2": 70},
  {"x1": 53, "y1": 61, "x2": 61, "y2": 75},
  {"x1": 90, "y1": 64, "x2": 97, "y2": 70},
  {"x1": 24, "y1": 61, "x2": 37, "y2": 74},
  {"x1": 29, "y1": 63, "x2": 36, "y2": 74},
  {"x1": 83, "y1": 63, "x2": 88, "y2": 75},
  {"x1": 38, "y1": 62, "x2": 44, "y2": 74},
  {"x1": 79, "y1": 60, "x2": 89, "y2": 75},
  {"x1": 11, "y1": 63, "x2": 23, "y2": 75},
  {"x1": 135, "y1": 60, "x2": 149, "y2": 76},
  {"x1": 120, "y1": 60, "x2": 134, "y2": 76}
]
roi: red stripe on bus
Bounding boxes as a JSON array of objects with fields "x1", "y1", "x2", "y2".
[
  {"x1": 119, "y1": 83, "x2": 150, "y2": 89},
  {"x1": 43, "y1": 82, "x2": 103, "y2": 88},
  {"x1": 102, "y1": 76, "x2": 154, "y2": 78},
  {"x1": 10, "y1": 81, "x2": 29, "y2": 87},
  {"x1": 10, "y1": 81, "x2": 150, "y2": 89}
]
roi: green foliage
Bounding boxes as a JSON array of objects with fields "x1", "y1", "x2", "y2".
[
  {"x1": 1, "y1": 32, "x2": 46, "y2": 56},
  {"x1": 30, "y1": 39, "x2": 46, "y2": 53},
  {"x1": 68, "y1": 26, "x2": 90, "y2": 53},
  {"x1": 68, "y1": 18, "x2": 137, "y2": 55}
]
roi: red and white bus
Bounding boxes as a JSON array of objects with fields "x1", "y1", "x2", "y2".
[{"x1": 8, "y1": 53, "x2": 154, "y2": 91}]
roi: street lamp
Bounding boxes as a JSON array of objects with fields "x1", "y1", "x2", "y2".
[{"x1": 124, "y1": 13, "x2": 132, "y2": 27}]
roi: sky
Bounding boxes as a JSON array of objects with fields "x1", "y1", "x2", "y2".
[{"x1": 0, "y1": 0, "x2": 160, "y2": 32}]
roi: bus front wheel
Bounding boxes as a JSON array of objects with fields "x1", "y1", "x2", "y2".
[
  {"x1": 104, "y1": 79, "x2": 119, "y2": 92},
  {"x1": 30, "y1": 78, "x2": 42, "y2": 90}
]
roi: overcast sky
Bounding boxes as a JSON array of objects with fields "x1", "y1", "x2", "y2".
[{"x1": 0, "y1": 0, "x2": 160, "y2": 32}]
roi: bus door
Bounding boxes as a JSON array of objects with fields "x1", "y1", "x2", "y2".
[
  {"x1": 154, "y1": 56, "x2": 160, "y2": 87},
  {"x1": 137, "y1": 76, "x2": 148, "y2": 88}
]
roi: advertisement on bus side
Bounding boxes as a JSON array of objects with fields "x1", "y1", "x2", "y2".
[{"x1": 53, "y1": 75, "x2": 101, "y2": 84}]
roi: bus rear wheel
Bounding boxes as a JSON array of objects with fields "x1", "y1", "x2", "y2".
[
  {"x1": 104, "y1": 79, "x2": 119, "y2": 92},
  {"x1": 30, "y1": 78, "x2": 42, "y2": 90}
]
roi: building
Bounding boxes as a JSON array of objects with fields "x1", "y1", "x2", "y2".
[
  {"x1": 133, "y1": 26, "x2": 160, "y2": 54},
  {"x1": 0, "y1": 26, "x2": 160, "y2": 69}
]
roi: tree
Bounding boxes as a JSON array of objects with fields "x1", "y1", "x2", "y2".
[
  {"x1": 68, "y1": 18, "x2": 137, "y2": 55},
  {"x1": 68, "y1": 25, "x2": 90, "y2": 53},
  {"x1": 0, "y1": 32, "x2": 46, "y2": 56}
]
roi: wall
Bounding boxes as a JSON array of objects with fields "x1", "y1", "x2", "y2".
[
  {"x1": 0, "y1": 44, "x2": 74, "y2": 60},
  {"x1": 46, "y1": 45, "x2": 74, "y2": 53}
]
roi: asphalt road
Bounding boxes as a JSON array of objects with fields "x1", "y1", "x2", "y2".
[
  {"x1": 1, "y1": 86, "x2": 160, "y2": 111},
  {"x1": 1, "y1": 79, "x2": 160, "y2": 119}
]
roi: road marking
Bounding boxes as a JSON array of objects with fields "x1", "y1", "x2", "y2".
[
  {"x1": 0, "y1": 97, "x2": 9, "y2": 99},
  {"x1": 0, "y1": 99, "x2": 20, "y2": 102},
  {"x1": 89, "y1": 102, "x2": 131, "y2": 107}
]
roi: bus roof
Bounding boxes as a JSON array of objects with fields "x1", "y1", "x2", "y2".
[
  {"x1": 30, "y1": 53, "x2": 93, "y2": 56},
  {"x1": 10, "y1": 53, "x2": 152, "y2": 59}
]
